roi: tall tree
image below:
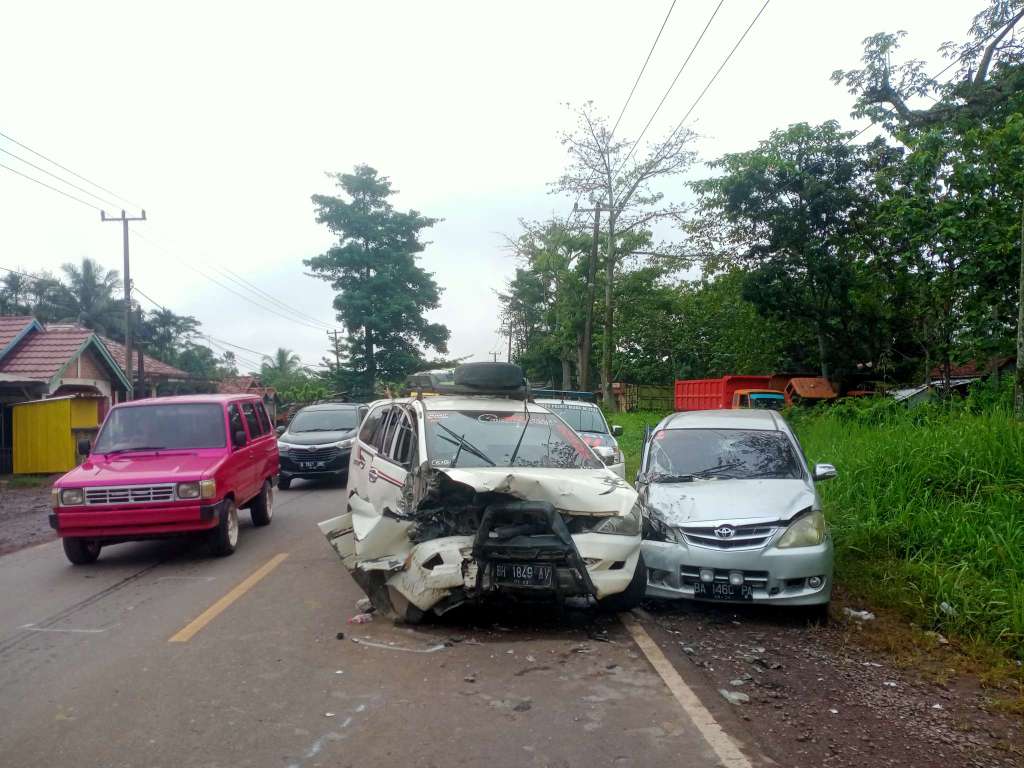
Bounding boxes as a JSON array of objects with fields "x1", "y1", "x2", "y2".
[
  {"x1": 305, "y1": 166, "x2": 450, "y2": 398},
  {"x1": 690, "y1": 121, "x2": 887, "y2": 378},
  {"x1": 554, "y1": 103, "x2": 694, "y2": 407},
  {"x1": 142, "y1": 308, "x2": 201, "y2": 364},
  {"x1": 53, "y1": 258, "x2": 123, "y2": 336},
  {"x1": 261, "y1": 347, "x2": 302, "y2": 388}
]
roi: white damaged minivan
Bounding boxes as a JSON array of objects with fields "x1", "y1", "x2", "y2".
[{"x1": 318, "y1": 364, "x2": 646, "y2": 622}]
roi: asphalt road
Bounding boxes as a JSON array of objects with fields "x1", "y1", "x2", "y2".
[{"x1": 0, "y1": 482, "x2": 765, "y2": 768}]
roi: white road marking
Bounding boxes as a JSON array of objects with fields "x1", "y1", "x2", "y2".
[
  {"x1": 19, "y1": 623, "x2": 116, "y2": 634},
  {"x1": 620, "y1": 613, "x2": 754, "y2": 768}
]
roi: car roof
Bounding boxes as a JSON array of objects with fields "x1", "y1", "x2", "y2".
[
  {"x1": 297, "y1": 402, "x2": 365, "y2": 412},
  {"x1": 660, "y1": 409, "x2": 784, "y2": 431},
  {"x1": 115, "y1": 394, "x2": 260, "y2": 407}
]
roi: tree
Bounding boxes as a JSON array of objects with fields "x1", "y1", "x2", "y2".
[
  {"x1": 690, "y1": 121, "x2": 887, "y2": 379},
  {"x1": 260, "y1": 347, "x2": 302, "y2": 388},
  {"x1": 142, "y1": 308, "x2": 201, "y2": 364},
  {"x1": 305, "y1": 166, "x2": 450, "y2": 398},
  {"x1": 52, "y1": 258, "x2": 123, "y2": 336},
  {"x1": 554, "y1": 103, "x2": 695, "y2": 407}
]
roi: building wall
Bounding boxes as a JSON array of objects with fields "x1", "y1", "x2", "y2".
[{"x1": 49, "y1": 348, "x2": 114, "y2": 400}]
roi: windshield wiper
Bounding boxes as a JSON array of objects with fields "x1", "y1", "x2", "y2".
[
  {"x1": 649, "y1": 473, "x2": 697, "y2": 483},
  {"x1": 104, "y1": 445, "x2": 166, "y2": 455},
  {"x1": 508, "y1": 408, "x2": 532, "y2": 467},
  {"x1": 435, "y1": 423, "x2": 496, "y2": 467},
  {"x1": 689, "y1": 461, "x2": 745, "y2": 478}
]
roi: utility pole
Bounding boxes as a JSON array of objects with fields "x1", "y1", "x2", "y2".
[
  {"x1": 328, "y1": 329, "x2": 341, "y2": 369},
  {"x1": 1016, "y1": 203, "x2": 1024, "y2": 419},
  {"x1": 489, "y1": 351, "x2": 499, "y2": 362},
  {"x1": 101, "y1": 208, "x2": 146, "y2": 400}
]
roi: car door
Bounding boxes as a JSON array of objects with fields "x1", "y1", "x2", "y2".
[
  {"x1": 223, "y1": 402, "x2": 252, "y2": 501},
  {"x1": 368, "y1": 406, "x2": 415, "y2": 516},
  {"x1": 239, "y1": 400, "x2": 265, "y2": 501}
]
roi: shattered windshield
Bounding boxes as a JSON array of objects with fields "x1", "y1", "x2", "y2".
[
  {"x1": 94, "y1": 403, "x2": 226, "y2": 452},
  {"x1": 646, "y1": 428, "x2": 802, "y2": 480},
  {"x1": 541, "y1": 403, "x2": 609, "y2": 434},
  {"x1": 425, "y1": 409, "x2": 602, "y2": 469}
]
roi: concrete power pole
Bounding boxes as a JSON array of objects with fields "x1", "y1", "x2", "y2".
[
  {"x1": 572, "y1": 201, "x2": 603, "y2": 393},
  {"x1": 1016, "y1": 204, "x2": 1024, "y2": 419},
  {"x1": 101, "y1": 208, "x2": 146, "y2": 401}
]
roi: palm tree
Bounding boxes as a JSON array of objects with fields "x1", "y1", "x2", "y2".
[
  {"x1": 261, "y1": 347, "x2": 302, "y2": 386},
  {"x1": 54, "y1": 258, "x2": 123, "y2": 335}
]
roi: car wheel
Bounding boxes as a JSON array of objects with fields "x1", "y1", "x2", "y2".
[
  {"x1": 208, "y1": 499, "x2": 239, "y2": 557},
  {"x1": 803, "y1": 602, "x2": 830, "y2": 626},
  {"x1": 250, "y1": 481, "x2": 273, "y2": 527},
  {"x1": 63, "y1": 537, "x2": 101, "y2": 565},
  {"x1": 278, "y1": 476, "x2": 291, "y2": 490},
  {"x1": 597, "y1": 554, "x2": 647, "y2": 613}
]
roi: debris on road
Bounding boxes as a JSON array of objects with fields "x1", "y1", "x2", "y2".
[
  {"x1": 348, "y1": 613, "x2": 374, "y2": 625},
  {"x1": 351, "y1": 637, "x2": 447, "y2": 654},
  {"x1": 720, "y1": 689, "x2": 750, "y2": 705},
  {"x1": 842, "y1": 608, "x2": 876, "y2": 621}
]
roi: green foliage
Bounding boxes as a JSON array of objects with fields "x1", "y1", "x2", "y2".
[
  {"x1": 796, "y1": 391, "x2": 1024, "y2": 657},
  {"x1": 305, "y1": 165, "x2": 450, "y2": 399}
]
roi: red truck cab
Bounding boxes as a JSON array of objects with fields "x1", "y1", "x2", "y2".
[{"x1": 50, "y1": 394, "x2": 279, "y2": 565}]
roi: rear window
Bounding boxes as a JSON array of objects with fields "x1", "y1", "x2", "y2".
[
  {"x1": 94, "y1": 403, "x2": 226, "y2": 452},
  {"x1": 542, "y1": 403, "x2": 609, "y2": 434}
]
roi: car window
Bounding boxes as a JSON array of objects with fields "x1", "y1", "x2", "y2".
[
  {"x1": 241, "y1": 402, "x2": 262, "y2": 437},
  {"x1": 424, "y1": 409, "x2": 601, "y2": 469},
  {"x1": 646, "y1": 428, "x2": 802, "y2": 480},
  {"x1": 389, "y1": 410, "x2": 416, "y2": 466},
  {"x1": 377, "y1": 407, "x2": 401, "y2": 454},
  {"x1": 227, "y1": 404, "x2": 246, "y2": 445},
  {"x1": 93, "y1": 403, "x2": 227, "y2": 452},
  {"x1": 359, "y1": 405, "x2": 387, "y2": 446},
  {"x1": 290, "y1": 407, "x2": 361, "y2": 432},
  {"x1": 542, "y1": 403, "x2": 609, "y2": 434},
  {"x1": 255, "y1": 402, "x2": 271, "y2": 433}
]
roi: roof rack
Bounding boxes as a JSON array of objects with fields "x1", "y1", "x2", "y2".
[{"x1": 404, "y1": 362, "x2": 530, "y2": 400}]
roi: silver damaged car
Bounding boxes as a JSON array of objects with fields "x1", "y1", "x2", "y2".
[{"x1": 639, "y1": 409, "x2": 836, "y2": 616}]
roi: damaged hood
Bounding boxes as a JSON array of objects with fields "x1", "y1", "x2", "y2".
[
  {"x1": 438, "y1": 466, "x2": 636, "y2": 516},
  {"x1": 644, "y1": 478, "x2": 815, "y2": 528}
]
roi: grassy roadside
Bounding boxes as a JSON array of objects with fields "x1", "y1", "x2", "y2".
[{"x1": 606, "y1": 397, "x2": 1024, "y2": 673}]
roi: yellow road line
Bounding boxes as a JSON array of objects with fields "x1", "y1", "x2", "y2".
[
  {"x1": 169, "y1": 553, "x2": 289, "y2": 643},
  {"x1": 620, "y1": 613, "x2": 753, "y2": 768}
]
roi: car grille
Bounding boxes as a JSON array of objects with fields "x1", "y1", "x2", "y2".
[
  {"x1": 680, "y1": 566, "x2": 769, "y2": 588},
  {"x1": 287, "y1": 446, "x2": 342, "y2": 462},
  {"x1": 681, "y1": 524, "x2": 778, "y2": 550},
  {"x1": 84, "y1": 484, "x2": 176, "y2": 505}
]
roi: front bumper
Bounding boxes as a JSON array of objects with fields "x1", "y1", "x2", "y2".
[
  {"x1": 280, "y1": 447, "x2": 351, "y2": 479},
  {"x1": 50, "y1": 498, "x2": 225, "y2": 541},
  {"x1": 642, "y1": 536, "x2": 833, "y2": 606}
]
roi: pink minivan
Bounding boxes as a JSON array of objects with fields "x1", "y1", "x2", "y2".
[{"x1": 50, "y1": 394, "x2": 279, "y2": 565}]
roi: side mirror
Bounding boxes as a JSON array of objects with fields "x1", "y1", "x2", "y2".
[
  {"x1": 77, "y1": 438, "x2": 92, "y2": 456},
  {"x1": 275, "y1": 425, "x2": 286, "y2": 436},
  {"x1": 813, "y1": 463, "x2": 837, "y2": 482},
  {"x1": 611, "y1": 424, "x2": 623, "y2": 437},
  {"x1": 233, "y1": 430, "x2": 248, "y2": 449}
]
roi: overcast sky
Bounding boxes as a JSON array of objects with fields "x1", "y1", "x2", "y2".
[{"x1": 0, "y1": 1, "x2": 978, "y2": 373}]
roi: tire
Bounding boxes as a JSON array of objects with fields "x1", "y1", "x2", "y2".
[
  {"x1": 63, "y1": 537, "x2": 101, "y2": 565},
  {"x1": 207, "y1": 499, "x2": 239, "y2": 557},
  {"x1": 249, "y1": 481, "x2": 274, "y2": 527},
  {"x1": 803, "y1": 602, "x2": 830, "y2": 626},
  {"x1": 278, "y1": 476, "x2": 292, "y2": 490},
  {"x1": 597, "y1": 554, "x2": 647, "y2": 613}
]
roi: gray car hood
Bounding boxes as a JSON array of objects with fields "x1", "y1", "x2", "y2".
[{"x1": 644, "y1": 478, "x2": 815, "y2": 528}]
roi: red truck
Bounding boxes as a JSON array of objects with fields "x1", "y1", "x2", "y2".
[{"x1": 673, "y1": 376, "x2": 785, "y2": 411}]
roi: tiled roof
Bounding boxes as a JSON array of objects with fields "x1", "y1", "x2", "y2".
[
  {"x1": 98, "y1": 335, "x2": 188, "y2": 380},
  {"x1": 0, "y1": 315, "x2": 38, "y2": 356},
  {"x1": 929, "y1": 357, "x2": 1015, "y2": 380},
  {"x1": 0, "y1": 325, "x2": 93, "y2": 381},
  {"x1": 218, "y1": 376, "x2": 275, "y2": 396}
]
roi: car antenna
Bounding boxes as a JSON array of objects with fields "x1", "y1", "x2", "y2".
[{"x1": 508, "y1": 376, "x2": 531, "y2": 467}]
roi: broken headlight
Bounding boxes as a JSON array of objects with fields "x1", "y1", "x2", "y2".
[
  {"x1": 590, "y1": 501, "x2": 641, "y2": 537},
  {"x1": 776, "y1": 510, "x2": 826, "y2": 548}
]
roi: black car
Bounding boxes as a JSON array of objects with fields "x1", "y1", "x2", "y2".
[{"x1": 276, "y1": 402, "x2": 367, "y2": 489}]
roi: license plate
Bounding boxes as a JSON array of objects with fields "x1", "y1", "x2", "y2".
[
  {"x1": 299, "y1": 461, "x2": 323, "y2": 469},
  {"x1": 693, "y1": 582, "x2": 754, "y2": 601},
  {"x1": 494, "y1": 562, "x2": 553, "y2": 588}
]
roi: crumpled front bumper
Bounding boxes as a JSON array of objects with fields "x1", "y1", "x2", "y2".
[{"x1": 642, "y1": 536, "x2": 833, "y2": 606}]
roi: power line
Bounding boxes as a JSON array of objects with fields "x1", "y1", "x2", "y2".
[
  {"x1": 129, "y1": 228, "x2": 335, "y2": 332},
  {"x1": 0, "y1": 130, "x2": 142, "y2": 210},
  {"x1": 662, "y1": 0, "x2": 772, "y2": 148},
  {"x1": 0, "y1": 160, "x2": 101, "y2": 211},
  {"x1": 617, "y1": 0, "x2": 726, "y2": 171},
  {"x1": 133, "y1": 284, "x2": 167, "y2": 312},
  {"x1": 212, "y1": 264, "x2": 335, "y2": 330},
  {"x1": 611, "y1": 0, "x2": 678, "y2": 137},
  {"x1": 0, "y1": 146, "x2": 122, "y2": 210}
]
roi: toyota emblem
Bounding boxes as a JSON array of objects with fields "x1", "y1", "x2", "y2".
[{"x1": 714, "y1": 525, "x2": 736, "y2": 539}]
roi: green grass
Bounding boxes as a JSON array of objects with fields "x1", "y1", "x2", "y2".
[
  {"x1": 3, "y1": 474, "x2": 55, "y2": 489},
  {"x1": 607, "y1": 389, "x2": 1024, "y2": 661}
]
